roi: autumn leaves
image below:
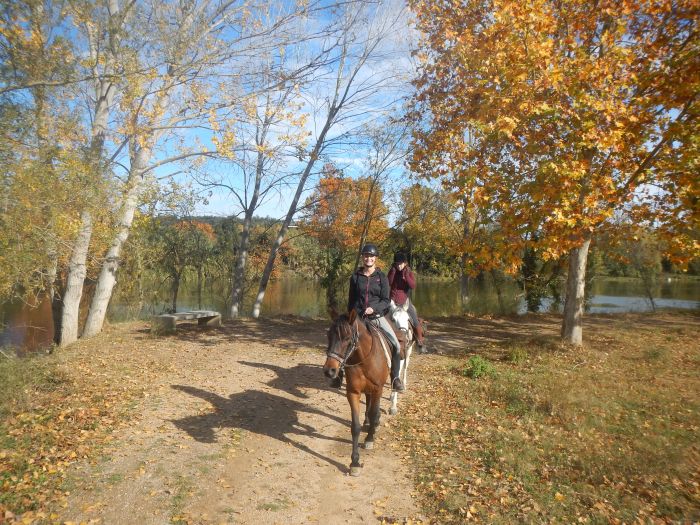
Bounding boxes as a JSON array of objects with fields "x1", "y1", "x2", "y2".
[{"x1": 408, "y1": 0, "x2": 699, "y2": 343}]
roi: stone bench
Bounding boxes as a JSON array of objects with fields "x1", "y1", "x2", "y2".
[{"x1": 151, "y1": 310, "x2": 222, "y2": 334}]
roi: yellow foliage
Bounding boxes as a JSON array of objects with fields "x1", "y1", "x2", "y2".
[{"x1": 409, "y1": 0, "x2": 699, "y2": 264}]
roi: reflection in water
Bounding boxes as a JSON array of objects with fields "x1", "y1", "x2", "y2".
[
  {"x1": 127, "y1": 277, "x2": 531, "y2": 319},
  {"x1": 0, "y1": 297, "x2": 54, "y2": 355},
  {"x1": 2, "y1": 276, "x2": 698, "y2": 353},
  {"x1": 110, "y1": 275, "x2": 700, "y2": 318}
]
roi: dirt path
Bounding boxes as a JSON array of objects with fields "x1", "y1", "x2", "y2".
[
  {"x1": 56, "y1": 314, "x2": 569, "y2": 524},
  {"x1": 58, "y1": 318, "x2": 427, "y2": 525},
  {"x1": 48, "y1": 311, "x2": 698, "y2": 524}
]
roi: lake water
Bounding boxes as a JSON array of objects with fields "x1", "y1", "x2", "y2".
[
  {"x1": 2, "y1": 276, "x2": 699, "y2": 353},
  {"x1": 134, "y1": 275, "x2": 698, "y2": 318}
]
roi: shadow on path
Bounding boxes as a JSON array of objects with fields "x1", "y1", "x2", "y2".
[
  {"x1": 133, "y1": 316, "x2": 329, "y2": 350},
  {"x1": 170, "y1": 385, "x2": 349, "y2": 472},
  {"x1": 237, "y1": 361, "x2": 326, "y2": 399}
]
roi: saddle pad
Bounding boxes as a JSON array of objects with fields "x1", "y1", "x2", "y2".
[{"x1": 368, "y1": 322, "x2": 392, "y2": 369}]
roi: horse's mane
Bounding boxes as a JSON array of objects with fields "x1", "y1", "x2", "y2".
[{"x1": 331, "y1": 313, "x2": 354, "y2": 340}]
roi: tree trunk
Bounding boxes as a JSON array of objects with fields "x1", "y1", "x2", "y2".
[
  {"x1": 82, "y1": 147, "x2": 151, "y2": 337},
  {"x1": 353, "y1": 174, "x2": 380, "y2": 269},
  {"x1": 460, "y1": 253, "x2": 470, "y2": 308},
  {"x1": 59, "y1": 211, "x2": 93, "y2": 346},
  {"x1": 459, "y1": 194, "x2": 472, "y2": 309},
  {"x1": 171, "y1": 271, "x2": 181, "y2": 313},
  {"x1": 230, "y1": 136, "x2": 265, "y2": 318},
  {"x1": 561, "y1": 237, "x2": 592, "y2": 346},
  {"x1": 58, "y1": 23, "x2": 119, "y2": 345},
  {"x1": 197, "y1": 266, "x2": 203, "y2": 310},
  {"x1": 251, "y1": 110, "x2": 336, "y2": 318},
  {"x1": 490, "y1": 269, "x2": 505, "y2": 315},
  {"x1": 45, "y1": 234, "x2": 62, "y2": 344},
  {"x1": 230, "y1": 215, "x2": 253, "y2": 318}
]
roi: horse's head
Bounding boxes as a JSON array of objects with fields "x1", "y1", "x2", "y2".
[
  {"x1": 323, "y1": 309, "x2": 358, "y2": 380},
  {"x1": 390, "y1": 300, "x2": 411, "y2": 333}
]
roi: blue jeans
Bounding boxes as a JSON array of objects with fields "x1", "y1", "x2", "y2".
[{"x1": 370, "y1": 316, "x2": 401, "y2": 381}]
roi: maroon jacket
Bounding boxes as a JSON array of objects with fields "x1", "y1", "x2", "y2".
[{"x1": 387, "y1": 265, "x2": 416, "y2": 306}]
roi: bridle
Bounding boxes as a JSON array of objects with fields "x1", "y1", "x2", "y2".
[{"x1": 326, "y1": 319, "x2": 360, "y2": 373}]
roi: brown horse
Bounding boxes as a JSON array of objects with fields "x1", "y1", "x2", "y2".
[{"x1": 323, "y1": 309, "x2": 389, "y2": 476}]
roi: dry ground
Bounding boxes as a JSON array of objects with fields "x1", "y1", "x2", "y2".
[
  {"x1": 4, "y1": 311, "x2": 697, "y2": 524},
  {"x1": 56, "y1": 317, "x2": 420, "y2": 525},
  {"x1": 54, "y1": 314, "x2": 569, "y2": 525}
]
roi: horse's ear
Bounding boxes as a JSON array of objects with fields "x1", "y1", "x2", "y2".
[
  {"x1": 348, "y1": 309, "x2": 357, "y2": 324},
  {"x1": 328, "y1": 306, "x2": 339, "y2": 320}
]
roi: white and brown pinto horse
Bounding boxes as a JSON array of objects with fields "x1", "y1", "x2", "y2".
[{"x1": 388, "y1": 299, "x2": 416, "y2": 415}]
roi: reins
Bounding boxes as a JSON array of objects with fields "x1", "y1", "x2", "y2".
[
  {"x1": 327, "y1": 317, "x2": 381, "y2": 373},
  {"x1": 326, "y1": 320, "x2": 359, "y2": 372}
]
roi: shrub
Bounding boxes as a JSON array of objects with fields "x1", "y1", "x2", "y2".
[
  {"x1": 461, "y1": 355, "x2": 496, "y2": 379},
  {"x1": 508, "y1": 346, "x2": 529, "y2": 364}
]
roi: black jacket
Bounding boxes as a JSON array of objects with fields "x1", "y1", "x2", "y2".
[{"x1": 348, "y1": 267, "x2": 391, "y2": 319}]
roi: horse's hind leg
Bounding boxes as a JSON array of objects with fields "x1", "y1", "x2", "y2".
[
  {"x1": 364, "y1": 393, "x2": 382, "y2": 450},
  {"x1": 348, "y1": 393, "x2": 363, "y2": 476}
]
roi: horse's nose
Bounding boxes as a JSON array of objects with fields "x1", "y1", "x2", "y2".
[{"x1": 323, "y1": 365, "x2": 337, "y2": 379}]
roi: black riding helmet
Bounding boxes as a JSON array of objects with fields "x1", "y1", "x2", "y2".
[{"x1": 361, "y1": 243, "x2": 379, "y2": 256}]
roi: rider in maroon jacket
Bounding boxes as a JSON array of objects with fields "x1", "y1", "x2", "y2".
[{"x1": 387, "y1": 252, "x2": 426, "y2": 351}]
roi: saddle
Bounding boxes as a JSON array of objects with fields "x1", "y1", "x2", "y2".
[
  {"x1": 363, "y1": 317, "x2": 406, "y2": 361},
  {"x1": 371, "y1": 315, "x2": 410, "y2": 358}
]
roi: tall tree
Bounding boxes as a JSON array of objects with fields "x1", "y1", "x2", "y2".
[
  {"x1": 0, "y1": 0, "x2": 105, "y2": 345},
  {"x1": 410, "y1": 0, "x2": 699, "y2": 344},
  {"x1": 251, "y1": 0, "x2": 411, "y2": 317},
  {"x1": 82, "y1": 0, "x2": 315, "y2": 336},
  {"x1": 59, "y1": 0, "x2": 133, "y2": 346},
  {"x1": 198, "y1": 45, "x2": 323, "y2": 318},
  {"x1": 301, "y1": 166, "x2": 390, "y2": 311},
  {"x1": 352, "y1": 119, "x2": 410, "y2": 269}
]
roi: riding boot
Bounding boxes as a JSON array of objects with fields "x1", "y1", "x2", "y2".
[
  {"x1": 330, "y1": 369, "x2": 343, "y2": 388},
  {"x1": 390, "y1": 349, "x2": 405, "y2": 392}
]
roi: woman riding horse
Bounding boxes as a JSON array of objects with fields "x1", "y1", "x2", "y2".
[
  {"x1": 387, "y1": 251, "x2": 426, "y2": 352},
  {"x1": 331, "y1": 243, "x2": 404, "y2": 392},
  {"x1": 324, "y1": 309, "x2": 389, "y2": 475}
]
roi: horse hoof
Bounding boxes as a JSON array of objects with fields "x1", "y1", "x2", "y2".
[
  {"x1": 389, "y1": 408, "x2": 397, "y2": 415},
  {"x1": 364, "y1": 441, "x2": 374, "y2": 450},
  {"x1": 350, "y1": 466, "x2": 361, "y2": 476}
]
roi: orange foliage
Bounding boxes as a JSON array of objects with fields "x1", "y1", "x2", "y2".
[
  {"x1": 410, "y1": 0, "x2": 699, "y2": 268},
  {"x1": 174, "y1": 220, "x2": 216, "y2": 242},
  {"x1": 303, "y1": 171, "x2": 390, "y2": 254}
]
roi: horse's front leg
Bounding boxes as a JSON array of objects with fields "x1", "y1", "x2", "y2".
[
  {"x1": 348, "y1": 392, "x2": 363, "y2": 476},
  {"x1": 403, "y1": 343, "x2": 413, "y2": 389},
  {"x1": 389, "y1": 389, "x2": 398, "y2": 415},
  {"x1": 389, "y1": 355, "x2": 405, "y2": 416},
  {"x1": 364, "y1": 391, "x2": 382, "y2": 449}
]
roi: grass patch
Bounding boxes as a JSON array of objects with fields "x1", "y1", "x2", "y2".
[
  {"x1": 105, "y1": 472, "x2": 124, "y2": 485},
  {"x1": 257, "y1": 497, "x2": 292, "y2": 511},
  {"x1": 0, "y1": 355, "x2": 68, "y2": 418},
  {"x1": 169, "y1": 474, "x2": 194, "y2": 518},
  {"x1": 395, "y1": 313, "x2": 700, "y2": 523},
  {"x1": 642, "y1": 346, "x2": 667, "y2": 361}
]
